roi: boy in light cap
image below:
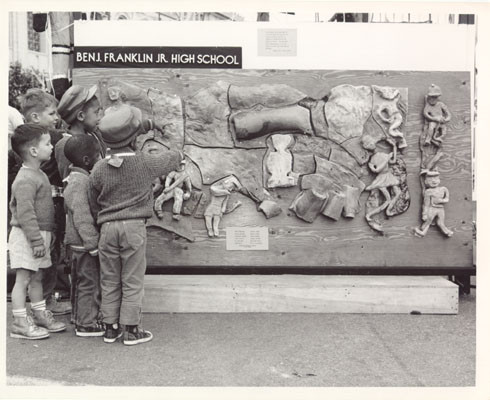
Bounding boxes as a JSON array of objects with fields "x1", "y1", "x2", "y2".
[
  {"x1": 89, "y1": 104, "x2": 181, "y2": 345},
  {"x1": 56, "y1": 85, "x2": 105, "y2": 182}
]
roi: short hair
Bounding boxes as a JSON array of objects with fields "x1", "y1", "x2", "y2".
[
  {"x1": 11, "y1": 124, "x2": 47, "y2": 159},
  {"x1": 20, "y1": 88, "x2": 58, "y2": 120},
  {"x1": 64, "y1": 134, "x2": 100, "y2": 167}
]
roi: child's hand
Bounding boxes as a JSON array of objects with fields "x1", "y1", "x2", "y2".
[
  {"x1": 422, "y1": 214, "x2": 428, "y2": 222},
  {"x1": 32, "y1": 244, "x2": 46, "y2": 258}
]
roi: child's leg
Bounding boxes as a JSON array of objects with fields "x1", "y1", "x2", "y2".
[
  {"x1": 28, "y1": 269, "x2": 44, "y2": 303},
  {"x1": 99, "y1": 222, "x2": 123, "y2": 326},
  {"x1": 119, "y1": 220, "x2": 147, "y2": 326},
  {"x1": 119, "y1": 219, "x2": 153, "y2": 345},
  {"x1": 10, "y1": 268, "x2": 50, "y2": 340},
  {"x1": 11, "y1": 268, "x2": 34, "y2": 311},
  {"x1": 75, "y1": 250, "x2": 101, "y2": 327},
  {"x1": 30, "y1": 268, "x2": 66, "y2": 333}
]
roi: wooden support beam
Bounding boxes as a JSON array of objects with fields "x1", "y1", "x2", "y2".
[{"x1": 143, "y1": 275, "x2": 458, "y2": 314}]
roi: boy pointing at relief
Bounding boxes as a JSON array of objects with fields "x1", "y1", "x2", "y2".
[{"x1": 89, "y1": 105, "x2": 182, "y2": 345}]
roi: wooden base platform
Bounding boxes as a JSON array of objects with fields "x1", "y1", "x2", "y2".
[{"x1": 142, "y1": 275, "x2": 458, "y2": 314}]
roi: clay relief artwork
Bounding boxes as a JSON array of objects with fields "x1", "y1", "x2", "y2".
[
  {"x1": 95, "y1": 77, "x2": 415, "y2": 240},
  {"x1": 416, "y1": 84, "x2": 453, "y2": 238},
  {"x1": 415, "y1": 170, "x2": 453, "y2": 238}
]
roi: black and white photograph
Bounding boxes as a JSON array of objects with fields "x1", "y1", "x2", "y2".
[{"x1": 2, "y1": 2, "x2": 489, "y2": 399}]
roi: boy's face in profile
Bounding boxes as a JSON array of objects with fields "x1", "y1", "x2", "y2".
[
  {"x1": 35, "y1": 133, "x2": 53, "y2": 162},
  {"x1": 82, "y1": 97, "x2": 102, "y2": 132},
  {"x1": 35, "y1": 104, "x2": 59, "y2": 129}
]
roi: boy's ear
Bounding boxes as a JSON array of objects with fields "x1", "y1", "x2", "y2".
[
  {"x1": 30, "y1": 112, "x2": 40, "y2": 123},
  {"x1": 76, "y1": 110, "x2": 85, "y2": 122},
  {"x1": 82, "y1": 155, "x2": 90, "y2": 166},
  {"x1": 29, "y1": 146, "x2": 38, "y2": 157}
]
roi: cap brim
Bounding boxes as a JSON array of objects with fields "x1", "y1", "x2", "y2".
[{"x1": 86, "y1": 85, "x2": 98, "y2": 102}]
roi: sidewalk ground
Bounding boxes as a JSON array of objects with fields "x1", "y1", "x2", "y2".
[{"x1": 5, "y1": 289, "x2": 475, "y2": 387}]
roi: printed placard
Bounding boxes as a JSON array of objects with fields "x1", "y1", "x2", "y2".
[
  {"x1": 226, "y1": 227, "x2": 269, "y2": 251},
  {"x1": 258, "y1": 29, "x2": 297, "y2": 57}
]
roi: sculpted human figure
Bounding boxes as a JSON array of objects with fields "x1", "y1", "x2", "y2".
[
  {"x1": 204, "y1": 175, "x2": 242, "y2": 237},
  {"x1": 365, "y1": 151, "x2": 402, "y2": 223},
  {"x1": 154, "y1": 159, "x2": 192, "y2": 220},
  {"x1": 415, "y1": 170, "x2": 453, "y2": 237},
  {"x1": 265, "y1": 134, "x2": 298, "y2": 188},
  {"x1": 423, "y1": 84, "x2": 451, "y2": 147}
]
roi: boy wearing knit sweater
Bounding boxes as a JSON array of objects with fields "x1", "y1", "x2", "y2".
[
  {"x1": 9, "y1": 124, "x2": 66, "y2": 339},
  {"x1": 8, "y1": 89, "x2": 72, "y2": 316},
  {"x1": 63, "y1": 135, "x2": 104, "y2": 337},
  {"x1": 89, "y1": 105, "x2": 181, "y2": 345}
]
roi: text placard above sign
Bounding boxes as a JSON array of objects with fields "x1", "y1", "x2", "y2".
[{"x1": 74, "y1": 46, "x2": 242, "y2": 69}]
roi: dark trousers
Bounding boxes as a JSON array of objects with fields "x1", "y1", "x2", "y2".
[
  {"x1": 43, "y1": 197, "x2": 69, "y2": 300},
  {"x1": 70, "y1": 248, "x2": 101, "y2": 327}
]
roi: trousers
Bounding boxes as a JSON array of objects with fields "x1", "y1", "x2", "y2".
[
  {"x1": 99, "y1": 219, "x2": 147, "y2": 326},
  {"x1": 70, "y1": 249, "x2": 101, "y2": 327}
]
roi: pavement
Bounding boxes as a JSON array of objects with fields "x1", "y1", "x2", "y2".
[{"x1": 4, "y1": 290, "x2": 475, "y2": 388}]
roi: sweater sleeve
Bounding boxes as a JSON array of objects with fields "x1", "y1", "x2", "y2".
[
  {"x1": 88, "y1": 173, "x2": 101, "y2": 224},
  {"x1": 54, "y1": 136, "x2": 71, "y2": 183},
  {"x1": 72, "y1": 178, "x2": 99, "y2": 251},
  {"x1": 13, "y1": 179, "x2": 43, "y2": 247},
  {"x1": 144, "y1": 150, "x2": 182, "y2": 180}
]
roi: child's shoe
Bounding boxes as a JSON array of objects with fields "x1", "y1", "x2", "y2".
[
  {"x1": 10, "y1": 316, "x2": 50, "y2": 340},
  {"x1": 46, "y1": 295, "x2": 72, "y2": 316},
  {"x1": 32, "y1": 310, "x2": 66, "y2": 333},
  {"x1": 123, "y1": 325, "x2": 153, "y2": 346},
  {"x1": 104, "y1": 323, "x2": 123, "y2": 343},
  {"x1": 75, "y1": 323, "x2": 105, "y2": 337}
]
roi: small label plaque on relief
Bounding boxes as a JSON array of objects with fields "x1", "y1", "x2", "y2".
[{"x1": 226, "y1": 227, "x2": 269, "y2": 251}]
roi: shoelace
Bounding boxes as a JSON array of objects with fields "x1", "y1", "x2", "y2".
[
  {"x1": 26, "y1": 315, "x2": 36, "y2": 326},
  {"x1": 44, "y1": 310, "x2": 55, "y2": 323}
]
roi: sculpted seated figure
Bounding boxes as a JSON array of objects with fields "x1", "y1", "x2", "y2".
[{"x1": 154, "y1": 159, "x2": 192, "y2": 221}]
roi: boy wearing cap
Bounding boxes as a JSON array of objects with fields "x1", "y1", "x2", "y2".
[
  {"x1": 8, "y1": 89, "x2": 71, "y2": 316},
  {"x1": 89, "y1": 104, "x2": 181, "y2": 345},
  {"x1": 56, "y1": 85, "x2": 105, "y2": 182},
  {"x1": 64, "y1": 134, "x2": 104, "y2": 337}
]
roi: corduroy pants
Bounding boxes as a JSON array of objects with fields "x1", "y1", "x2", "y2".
[{"x1": 98, "y1": 219, "x2": 147, "y2": 326}]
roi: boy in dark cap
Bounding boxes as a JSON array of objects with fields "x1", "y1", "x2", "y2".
[
  {"x1": 64, "y1": 134, "x2": 104, "y2": 337},
  {"x1": 89, "y1": 104, "x2": 181, "y2": 345}
]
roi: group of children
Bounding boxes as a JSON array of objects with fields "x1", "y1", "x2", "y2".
[{"x1": 8, "y1": 85, "x2": 181, "y2": 345}]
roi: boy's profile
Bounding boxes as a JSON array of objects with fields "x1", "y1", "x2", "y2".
[
  {"x1": 9, "y1": 89, "x2": 71, "y2": 316},
  {"x1": 9, "y1": 124, "x2": 66, "y2": 339},
  {"x1": 64, "y1": 134, "x2": 104, "y2": 337}
]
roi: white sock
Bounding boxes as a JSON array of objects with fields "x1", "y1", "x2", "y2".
[
  {"x1": 12, "y1": 308, "x2": 27, "y2": 318},
  {"x1": 31, "y1": 300, "x2": 47, "y2": 312}
]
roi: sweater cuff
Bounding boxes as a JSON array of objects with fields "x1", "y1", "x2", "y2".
[
  {"x1": 30, "y1": 236, "x2": 44, "y2": 248},
  {"x1": 143, "y1": 119, "x2": 153, "y2": 133},
  {"x1": 88, "y1": 249, "x2": 99, "y2": 256}
]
